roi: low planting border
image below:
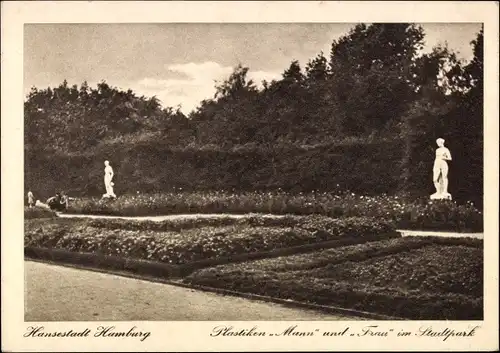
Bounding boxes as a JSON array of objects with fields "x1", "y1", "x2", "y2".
[
  {"x1": 25, "y1": 247, "x2": 182, "y2": 278},
  {"x1": 24, "y1": 232, "x2": 398, "y2": 279}
]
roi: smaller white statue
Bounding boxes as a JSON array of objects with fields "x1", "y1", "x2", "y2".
[
  {"x1": 102, "y1": 160, "x2": 117, "y2": 199},
  {"x1": 430, "y1": 138, "x2": 452, "y2": 200},
  {"x1": 27, "y1": 191, "x2": 34, "y2": 208}
]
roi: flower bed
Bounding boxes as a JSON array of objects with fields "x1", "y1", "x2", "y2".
[
  {"x1": 397, "y1": 200, "x2": 482, "y2": 233},
  {"x1": 211, "y1": 236, "x2": 482, "y2": 273},
  {"x1": 86, "y1": 214, "x2": 395, "y2": 235},
  {"x1": 184, "y1": 237, "x2": 483, "y2": 320},
  {"x1": 64, "y1": 191, "x2": 483, "y2": 232},
  {"x1": 24, "y1": 216, "x2": 398, "y2": 266},
  {"x1": 86, "y1": 215, "x2": 295, "y2": 232}
]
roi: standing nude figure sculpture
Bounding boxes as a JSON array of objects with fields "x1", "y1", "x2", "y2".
[
  {"x1": 27, "y1": 190, "x2": 34, "y2": 208},
  {"x1": 430, "y1": 138, "x2": 452, "y2": 200},
  {"x1": 103, "y1": 160, "x2": 117, "y2": 199}
]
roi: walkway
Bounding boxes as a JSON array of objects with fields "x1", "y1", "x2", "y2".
[
  {"x1": 25, "y1": 261, "x2": 360, "y2": 321},
  {"x1": 398, "y1": 229, "x2": 483, "y2": 239},
  {"x1": 56, "y1": 212, "x2": 281, "y2": 221}
]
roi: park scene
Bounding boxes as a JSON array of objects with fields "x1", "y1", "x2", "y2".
[{"x1": 24, "y1": 23, "x2": 483, "y2": 321}]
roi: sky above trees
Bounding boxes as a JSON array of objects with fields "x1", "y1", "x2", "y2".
[{"x1": 24, "y1": 23, "x2": 482, "y2": 113}]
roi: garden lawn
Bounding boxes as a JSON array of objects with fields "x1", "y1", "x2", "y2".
[
  {"x1": 64, "y1": 191, "x2": 483, "y2": 232},
  {"x1": 24, "y1": 215, "x2": 398, "y2": 266},
  {"x1": 184, "y1": 236, "x2": 483, "y2": 320}
]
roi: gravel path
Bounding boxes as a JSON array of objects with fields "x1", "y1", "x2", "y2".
[
  {"x1": 57, "y1": 212, "x2": 283, "y2": 221},
  {"x1": 398, "y1": 229, "x2": 483, "y2": 239},
  {"x1": 25, "y1": 261, "x2": 359, "y2": 321}
]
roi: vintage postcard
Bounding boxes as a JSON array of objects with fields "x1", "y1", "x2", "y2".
[{"x1": 2, "y1": 1, "x2": 499, "y2": 351}]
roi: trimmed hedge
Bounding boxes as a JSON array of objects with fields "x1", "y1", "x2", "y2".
[
  {"x1": 184, "y1": 237, "x2": 483, "y2": 320},
  {"x1": 24, "y1": 216, "x2": 399, "y2": 266},
  {"x1": 25, "y1": 140, "x2": 403, "y2": 199},
  {"x1": 25, "y1": 247, "x2": 184, "y2": 278}
]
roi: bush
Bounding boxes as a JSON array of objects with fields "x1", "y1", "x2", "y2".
[{"x1": 185, "y1": 237, "x2": 483, "y2": 320}]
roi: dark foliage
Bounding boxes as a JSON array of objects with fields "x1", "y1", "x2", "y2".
[{"x1": 24, "y1": 24, "x2": 483, "y2": 205}]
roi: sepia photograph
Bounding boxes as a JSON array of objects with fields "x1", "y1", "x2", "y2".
[
  {"x1": 23, "y1": 21, "x2": 485, "y2": 321},
  {"x1": 2, "y1": 1, "x2": 499, "y2": 352}
]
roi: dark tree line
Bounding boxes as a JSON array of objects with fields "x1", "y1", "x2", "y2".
[
  {"x1": 24, "y1": 24, "x2": 483, "y2": 203},
  {"x1": 24, "y1": 80, "x2": 186, "y2": 152}
]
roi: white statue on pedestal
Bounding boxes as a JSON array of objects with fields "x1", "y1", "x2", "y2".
[
  {"x1": 102, "y1": 160, "x2": 117, "y2": 199},
  {"x1": 430, "y1": 138, "x2": 452, "y2": 200}
]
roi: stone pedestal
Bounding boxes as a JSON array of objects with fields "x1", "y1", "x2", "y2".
[
  {"x1": 430, "y1": 192, "x2": 452, "y2": 200},
  {"x1": 430, "y1": 175, "x2": 452, "y2": 200}
]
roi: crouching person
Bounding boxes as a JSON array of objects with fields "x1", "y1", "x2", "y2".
[{"x1": 46, "y1": 192, "x2": 69, "y2": 212}]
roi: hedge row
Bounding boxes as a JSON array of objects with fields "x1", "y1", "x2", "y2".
[
  {"x1": 184, "y1": 237, "x2": 483, "y2": 320},
  {"x1": 24, "y1": 216, "x2": 398, "y2": 266},
  {"x1": 25, "y1": 140, "x2": 403, "y2": 199}
]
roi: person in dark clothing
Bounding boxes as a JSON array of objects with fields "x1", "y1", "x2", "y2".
[{"x1": 46, "y1": 192, "x2": 68, "y2": 212}]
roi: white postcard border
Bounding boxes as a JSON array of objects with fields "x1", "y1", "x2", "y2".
[{"x1": 1, "y1": 1, "x2": 498, "y2": 351}]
